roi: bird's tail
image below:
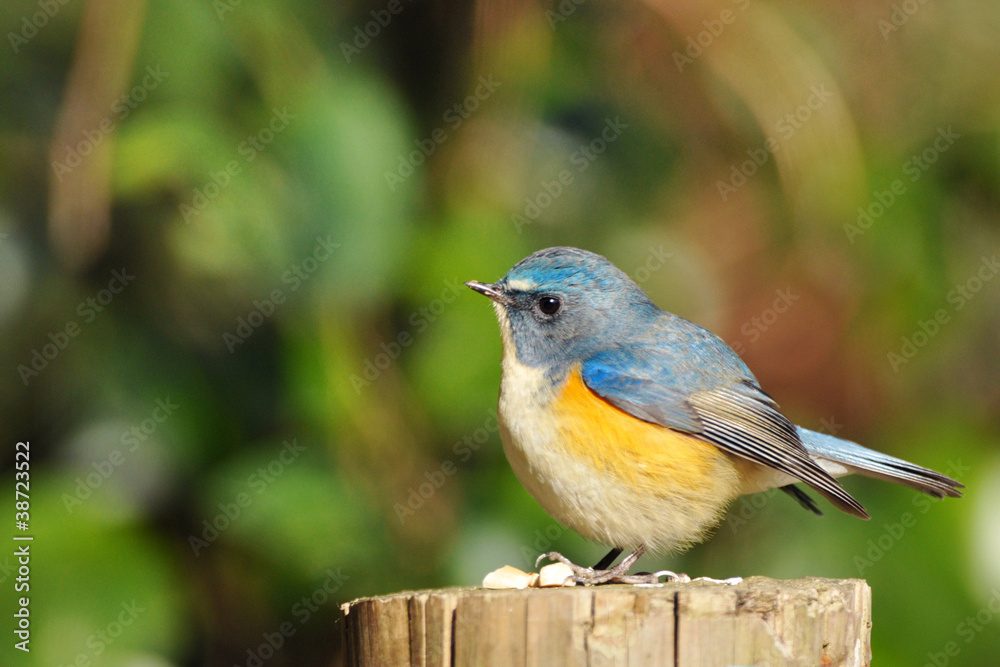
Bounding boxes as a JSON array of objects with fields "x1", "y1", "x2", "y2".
[{"x1": 797, "y1": 427, "x2": 964, "y2": 499}]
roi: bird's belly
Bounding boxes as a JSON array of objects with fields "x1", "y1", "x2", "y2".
[{"x1": 499, "y1": 364, "x2": 743, "y2": 553}]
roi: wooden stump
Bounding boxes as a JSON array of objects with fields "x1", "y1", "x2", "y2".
[{"x1": 341, "y1": 576, "x2": 871, "y2": 666}]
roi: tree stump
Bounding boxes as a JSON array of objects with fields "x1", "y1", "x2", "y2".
[{"x1": 341, "y1": 576, "x2": 871, "y2": 666}]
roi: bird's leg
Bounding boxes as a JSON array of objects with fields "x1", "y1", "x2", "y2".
[
  {"x1": 584, "y1": 545, "x2": 646, "y2": 584},
  {"x1": 593, "y1": 547, "x2": 623, "y2": 571}
]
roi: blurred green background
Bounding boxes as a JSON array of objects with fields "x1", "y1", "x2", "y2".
[{"x1": 2, "y1": 0, "x2": 999, "y2": 664}]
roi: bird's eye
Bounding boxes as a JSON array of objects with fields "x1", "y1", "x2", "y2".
[{"x1": 538, "y1": 295, "x2": 561, "y2": 315}]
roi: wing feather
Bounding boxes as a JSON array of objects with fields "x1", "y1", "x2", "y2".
[{"x1": 581, "y1": 332, "x2": 870, "y2": 519}]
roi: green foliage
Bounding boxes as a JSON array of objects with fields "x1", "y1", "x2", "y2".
[{"x1": 2, "y1": 0, "x2": 999, "y2": 664}]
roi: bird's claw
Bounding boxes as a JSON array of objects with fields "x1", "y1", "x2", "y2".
[{"x1": 535, "y1": 551, "x2": 591, "y2": 574}]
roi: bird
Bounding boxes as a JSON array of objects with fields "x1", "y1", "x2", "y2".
[{"x1": 466, "y1": 246, "x2": 963, "y2": 585}]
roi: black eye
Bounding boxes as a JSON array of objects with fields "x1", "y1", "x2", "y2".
[{"x1": 538, "y1": 295, "x2": 561, "y2": 315}]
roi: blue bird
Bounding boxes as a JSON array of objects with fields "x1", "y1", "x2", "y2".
[{"x1": 467, "y1": 246, "x2": 963, "y2": 584}]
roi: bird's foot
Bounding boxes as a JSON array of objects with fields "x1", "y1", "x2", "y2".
[
  {"x1": 533, "y1": 551, "x2": 742, "y2": 587},
  {"x1": 535, "y1": 546, "x2": 648, "y2": 585},
  {"x1": 534, "y1": 551, "x2": 597, "y2": 583}
]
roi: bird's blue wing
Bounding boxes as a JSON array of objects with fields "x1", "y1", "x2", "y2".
[
  {"x1": 580, "y1": 317, "x2": 870, "y2": 519},
  {"x1": 580, "y1": 351, "x2": 704, "y2": 432}
]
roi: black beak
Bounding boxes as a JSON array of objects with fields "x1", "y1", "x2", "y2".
[{"x1": 465, "y1": 281, "x2": 514, "y2": 306}]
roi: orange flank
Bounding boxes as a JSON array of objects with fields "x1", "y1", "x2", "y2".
[{"x1": 552, "y1": 367, "x2": 741, "y2": 500}]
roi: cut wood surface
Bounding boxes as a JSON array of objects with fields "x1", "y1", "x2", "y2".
[{"x1": 341, "y1": 576, "x2": 871, "y2": 666}]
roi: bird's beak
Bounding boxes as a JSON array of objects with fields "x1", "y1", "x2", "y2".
[{"x1": 465, "y1": 280, "x2": 514, "y2": 306}]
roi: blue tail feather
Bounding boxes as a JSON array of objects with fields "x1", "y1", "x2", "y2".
[{"x1": 796, "y1": 427, "x2": 963, "y2": 499}]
